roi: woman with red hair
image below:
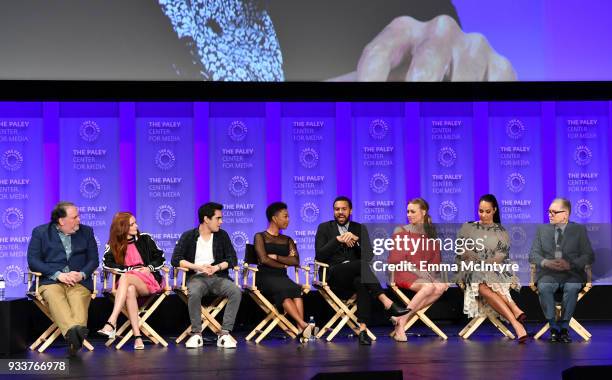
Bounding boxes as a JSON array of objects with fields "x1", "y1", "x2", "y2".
[{"x1": 98, "y1": 212, "x2": 165, "y2": 349}]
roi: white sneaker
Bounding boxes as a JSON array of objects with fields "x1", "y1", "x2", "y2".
[
  {"x1": 185, "y1": 334, "x2": 203, "y2": 349},
  {"x1": 217, "y1": 334, "x2": 237, "y2": 349}
]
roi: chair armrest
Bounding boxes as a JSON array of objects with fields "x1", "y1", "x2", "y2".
[
  {"x1": 26, "y1": 270, "x2": 42, "y2": 295},
  {"x1": 294, "y1": 265, "x2": 311, "y2": 292},
  {"x1": 160, "y1": 266, "x2": 171, "y2": 291},
  {"x1": 233, "y1": 266, "x2": 241, "y2": 287},
  {"x1": 529, "y1": 264, "x2": 537, "y2": 292},
  {"x1": 242, "y1": 263, "x2": 258, "y2": 289},
  {"x1": 585, "y1": 265, "x2": 593, "y2": 290},
  {"x1": 102, "y1": 269, "x2": 121, "y2": 292},
  {"x1": 173, "y1": 266, "x2": 189, "y2": 290},
  {"x1": 314, "y1": 261, "x2": 329, "y2": 285},
  {"x1": 91, "y1": 271, "x2": 99, "y2": 299}
]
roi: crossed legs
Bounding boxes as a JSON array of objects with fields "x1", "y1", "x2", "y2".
[
  {"x1": 102, "y1": 273, "x2": 151, "y2": 347},
  {"x1": 283, "y1": 298, "x2": 309, "y2": 330},
  {"x1": 477, "y1": 283, "x2": 526, "y2": 338},
  {"x1": 393, "y1": 280, "x2": 448, "y2": 339}
]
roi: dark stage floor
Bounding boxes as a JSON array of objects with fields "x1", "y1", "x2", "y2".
[{"x1": 5, "y1": 322, "x2": 612, "y2": 380}]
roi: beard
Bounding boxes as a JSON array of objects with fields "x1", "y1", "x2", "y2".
[{"x1": 335, "y1": 216, "x2": 348, "y2": 226}]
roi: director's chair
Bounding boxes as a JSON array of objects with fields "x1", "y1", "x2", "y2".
[
  {"x1": 529, "y1": 264, "x2": 592, "y2": 341},
  {"x1": 457, "y1": 281, "x2": 516, "y2": 339},
  {"x1": 312, "y1": 261, "x2": 377, "y2": 342},
  {"x1": 26, "y1": 270, "x2": 98, "y2": 353},
  {"x1": 242, "y1": 244, "x2": 311, "y2": 344},
  {"x1": 101, "y1": 266, "x2": 171, "y2": 349},
  {"x1": 173, "y1": 266, "x2": 241, "y2": 344},
  {"x1": 387, "y1": 271, "x2": 448, "y2": 339}
]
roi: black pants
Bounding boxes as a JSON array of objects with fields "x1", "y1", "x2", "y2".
[{"x1": 327, "y1": 260, "x2": 384, "y2": 325}]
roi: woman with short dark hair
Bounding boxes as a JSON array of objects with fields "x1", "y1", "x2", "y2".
[{"x1": 253, "y1": 202, "x2": 313, "y2": 340}]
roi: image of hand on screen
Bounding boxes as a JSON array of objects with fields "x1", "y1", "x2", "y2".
[
  {"x1": 0, "y1": 0, "x2": 505, "y2": 82},
  {"x1": 350, "y1": 15, "x2": 516, "y2": 82},
  {"x1": 267, "y1": 0, "x2": 516, "y2": 82}
]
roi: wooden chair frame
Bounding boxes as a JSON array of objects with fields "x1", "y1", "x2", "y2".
[
  {"x1": 172, "y1": 266, "x2": 241, "y2": 344},
  {"x1": 529, "y1": 264, "x2": 592, "y2": 341},
  {"x1": 26, "y1": 270, "x2": 98, "y2": 353},
  {"x1": 312, "y1": 261, "x2": 376, "y2": 342},
  {"x1": 457, "y1": 281, "x2": 515, "y2": 340},
  {"x1": 241, "y1": 263, "x2": 311, "y2": 344},
  {"x1": 101, "y1": 266, "x2": 171, "y2": 350},
  {"x1": 387, "y1": 271, "x2": 448, "y2": 339}
]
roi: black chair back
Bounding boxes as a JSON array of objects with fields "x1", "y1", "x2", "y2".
[{"x1": 244, "y1": 243, "x2": 258, "y2": 265}]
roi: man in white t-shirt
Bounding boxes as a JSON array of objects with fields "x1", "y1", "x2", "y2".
[{"x1": 171, "y1": 202, "x2": 241, "y2": 348}]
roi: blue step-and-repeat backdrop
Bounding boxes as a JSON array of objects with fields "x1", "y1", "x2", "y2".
[{"x1": 1, "y1": 101, "x2": 611, "y2": 297}]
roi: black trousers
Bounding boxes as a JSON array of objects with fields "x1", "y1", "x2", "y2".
[{"x1": 327, "y1": 260, "x2": 384, "y2": 325}]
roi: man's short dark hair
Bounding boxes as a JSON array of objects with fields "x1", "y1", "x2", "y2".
[
  {"x1": 266, "y1": 202, "x2": 287, "y2": 222},
  {"x1": 198, "y1": 202, "x2": 223, "y2": 224},
  {"x1": 333, "y1": 196, "x2": 352, "y2": 209},
  {"x1": 51, "y1": 201, "x2": 76, "y2": 224},
  {"x1": 553, "y1": 197, "x2": 572, "y2": 215}
]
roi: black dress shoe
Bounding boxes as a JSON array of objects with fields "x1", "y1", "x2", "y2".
[
  {"x1": 66, "y1": 327, "x2": 81, "y2": 356},
  {"x1": 76, "y1": 326, "x2": 89, "y2": 344},
  {"x1": 386, "y1": 303, "x2": 410, "y2": 317},
  {"x1": 550, "y1": 328, "x2": 559, "y2": 343},
  {"x1": 358, "y1": 331, "x2": 372, "y2": 345},
  {"x1": 558, "y1": 328, "x2": 572, "y2": 343}
]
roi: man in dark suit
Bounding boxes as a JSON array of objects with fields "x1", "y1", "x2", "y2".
[
  {"x1": 27, "y1": 201, "x2": 99, "y2": 355},
  {"x1": 529, "y1": 198, "x2": 595, "y2": 343},
  {"x1": 315, "y1": 196, "x2": 408, "y2": 345},
  {"x1": 171, "y1": 202, "x2": 241, "y2": 349}
]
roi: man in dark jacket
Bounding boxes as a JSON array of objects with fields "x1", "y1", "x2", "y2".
[
  {"x1": 315, "y1": 196, "x2": 408, "y2": 345},
  {"x1": 27, "y1": 201, "x2": 99, "y2": 355},
  {"x1": 171, "y1": 202, "x2": 241, "y2": 349},
  {"x1": 530, "y1": 198, "x2": 595, "y2": 343}
]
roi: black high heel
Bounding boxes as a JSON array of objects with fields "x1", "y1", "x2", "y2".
[
  {"x1": 386, "y1": 303, "x2": 410, "y2": 317},
  {"x1": 97, "y1": 321, "x2": 116, "y2": 339}
]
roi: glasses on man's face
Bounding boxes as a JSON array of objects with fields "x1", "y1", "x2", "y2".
[{"x1": 548, "y1": 209, "x2": 567, "y2": 215}]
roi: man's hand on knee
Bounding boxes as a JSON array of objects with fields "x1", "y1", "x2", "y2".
[
  {"x1": 58, "y1": 272, "x2": 76, "y2": 286},
  {"x1": 68, "y1": 271, "x2": 84, "y2": 283}
]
